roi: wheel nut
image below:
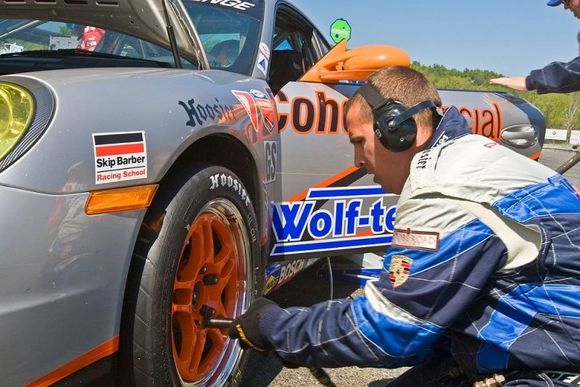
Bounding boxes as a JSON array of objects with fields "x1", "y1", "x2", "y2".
[
  {"x1": 193, "y1": 283, "x2": 201, "y2": 305},
  {"x1": 203, "y1": 275, "x2": 219, "y2": 285},
  {"x1": 200, "y1": 305, "x2": 216, "y2": 318}
]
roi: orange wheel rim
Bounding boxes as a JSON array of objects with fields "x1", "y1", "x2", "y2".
[{"x1": 171, "y1": 204, "x2": 245, "y2": 383}]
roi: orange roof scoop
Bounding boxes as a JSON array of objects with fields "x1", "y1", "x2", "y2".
[{"x1": 301, "y1": 40, "x2": 411, "y2": 83}]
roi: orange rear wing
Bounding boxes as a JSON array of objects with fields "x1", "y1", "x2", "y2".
[{"x1": 301, "y1": 40, "x2": 411, "y2": 83}]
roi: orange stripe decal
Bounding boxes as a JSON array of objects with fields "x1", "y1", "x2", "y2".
[
  {"x1": 354, "y1": 229, "x2": 376, "y2": 238},
  {"x1": 27, "y1": 336, "x2": 119, "y2": 387},
  {"x1": 95, "y1": 143, "x2": 145, "y2": 157},
  {"x1": 286, "y1": 166, "x2": 361, "y2": 202}
]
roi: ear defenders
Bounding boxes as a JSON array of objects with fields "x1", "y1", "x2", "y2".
[{"x1": 357, "y1": 83, "x2": 437, "y2": 152}]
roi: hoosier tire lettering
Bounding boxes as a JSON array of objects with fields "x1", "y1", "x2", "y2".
[{"x1": 209, "y1": 172, "x2": 251, "y2": 208}]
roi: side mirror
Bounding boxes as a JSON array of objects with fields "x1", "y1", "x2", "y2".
[{"x1": 301, "y1": 40, "x2": 411, "y2": 83}]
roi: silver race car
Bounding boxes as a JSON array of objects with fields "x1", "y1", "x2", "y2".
[{"x1": 0, "y1": 1, "x2": 545, "y2": 385}]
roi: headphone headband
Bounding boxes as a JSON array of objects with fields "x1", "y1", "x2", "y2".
[
  {"x1": 357, "y1": 83, "x2": 436, "y2": 126},
  {"x1": 357, "y1": 82, "x2": 389, "y2": 111},
  {"x1": 390, "y1": 100, "x2": 436, "y2": 127}
]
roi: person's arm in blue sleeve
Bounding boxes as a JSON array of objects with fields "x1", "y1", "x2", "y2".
[
  {"x1": 253, "y1": 197, "x2": 508, "y2": 369},
  {"x1": 525, "y1": 56, "x2": 580, "y2": 94},
  {"x1": 490, "y1": 56, "x2": 580, "y2": 94}
]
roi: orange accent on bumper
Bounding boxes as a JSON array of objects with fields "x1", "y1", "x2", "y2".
[
  {"x1": 285, "y1": 165, "x2": 361, "y2": 202},
  {"x1": 530, "y1": 152, "x2": 541, "y2": 161},
  {"x1": 85, "y1": 184, "x2": 158, "y2": 215},
  {"x1": 26, "y1": 336, "x2": 119, "y2": 387}
]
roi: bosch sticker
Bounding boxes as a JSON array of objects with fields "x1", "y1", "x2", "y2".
[
  {"x1": 263, "y1": 258, "x2": 318, "y2": 294},
  {"x1": 93, "y1": 131, "x2": 147, "y2": 184},
  {"x1": 271, "y1": 186, "x2": 397, "y2": 256}
]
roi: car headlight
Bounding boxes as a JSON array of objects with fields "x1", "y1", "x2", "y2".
[{"x1": 0, "y1": 82, "x2": 35, "y2": 161}]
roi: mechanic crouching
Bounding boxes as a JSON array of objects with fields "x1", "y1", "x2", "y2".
[{"x1": 229, "y1": 66, "x2": 580, "y2": 386}]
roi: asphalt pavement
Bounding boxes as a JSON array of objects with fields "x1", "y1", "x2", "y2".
[
  {"x1": 240, "y1": 147, "x2": 580, "y2": 387},
  {"x1": 539, "y1": 146, "x2": 580, "y2": 186}
]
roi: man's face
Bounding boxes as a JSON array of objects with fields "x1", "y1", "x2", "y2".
[
  {"x1": 564, "y1": 0, "x2": 580, "y2": 18},
  {"x1": 346, "y1": 103, "x2": 412, "y2": 194}
]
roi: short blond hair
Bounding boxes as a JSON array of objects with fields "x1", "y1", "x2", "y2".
[{"x1": 345, "y1": 66, "x2": 441, "y2": 129}]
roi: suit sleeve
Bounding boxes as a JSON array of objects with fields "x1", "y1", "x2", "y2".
[
  {"x1": 259, "y1": 197, "x2": 508, "y2": 368},
  {"x1": 525, "y1": 56, "x2": 580, "y2": 94}
]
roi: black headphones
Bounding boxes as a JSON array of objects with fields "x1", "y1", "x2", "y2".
[{"x1": 357, "y1": 82, "x2": 437, "y2": 152}]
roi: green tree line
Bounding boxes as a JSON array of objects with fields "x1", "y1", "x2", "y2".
[{"x1": 411, "y1": 62, "x2": 580, "y2": 130}]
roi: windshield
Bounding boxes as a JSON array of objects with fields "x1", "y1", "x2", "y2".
[
  {"x1": 183, "y1": 0, "x2": 264, "y2": 75},
  {"x1": 0, "y1": 19, "x2": 196, "y2": 68}
]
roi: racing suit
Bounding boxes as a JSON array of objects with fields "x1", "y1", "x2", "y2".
[
  {"x1": 525, "y1": 31, "x2": 580, "y2": 93},
  {"x1": 258, "y1": 107, "x2": 580, "y2": 383}
]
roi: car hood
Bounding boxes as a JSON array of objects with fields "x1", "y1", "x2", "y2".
[{"x1": 0, "y1": 0, "x2": 202, "y2": 65}]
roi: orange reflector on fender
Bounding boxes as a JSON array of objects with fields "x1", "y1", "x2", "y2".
[{"x1": 85, "y1": 184, "x2": 158, "y2": 215}]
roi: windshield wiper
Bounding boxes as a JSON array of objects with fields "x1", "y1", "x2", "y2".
[
  {"x1": 0, "y1": 48, "x2": 166, "y2": 63},
  {"x1": 0, "y1": 48, "x2": 118, "y2": 58}
]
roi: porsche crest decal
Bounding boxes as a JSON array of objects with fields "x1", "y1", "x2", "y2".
[{"x1": 388, "y1": 255, "x2": 412, "y2": 288}]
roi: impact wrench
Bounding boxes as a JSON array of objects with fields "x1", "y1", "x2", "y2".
[{"x1": 203, "y1": 317, "x2": 336, "y2": 387}]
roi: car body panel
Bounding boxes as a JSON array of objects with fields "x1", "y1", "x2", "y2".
[
  {"x1": 0, "y1": 184, "x2": 143, "y2": 385},
  {"x1": 0, "y1": 68, "x2": 276, "y2": 194}
]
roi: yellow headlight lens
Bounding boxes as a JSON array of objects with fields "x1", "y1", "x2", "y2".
[{"x1": 0, "y1": 83, "x2": 35, "y2": 161}]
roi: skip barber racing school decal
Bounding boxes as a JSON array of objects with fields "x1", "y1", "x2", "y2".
[{"x1": 93, "y1": 131, "x2": 147, "y2": 184}]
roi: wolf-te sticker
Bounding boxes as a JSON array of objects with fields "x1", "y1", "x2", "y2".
[
  {"x1": 93, "y1": 131, "x2": 147, "y2": 184},
  {"x1": 271, "y1": 186, "x2": 397, "y2": 256}
]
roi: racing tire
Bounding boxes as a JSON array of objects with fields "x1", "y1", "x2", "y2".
[{"x1": 120, "y1": 164, "x2": 261, "y2": 387}]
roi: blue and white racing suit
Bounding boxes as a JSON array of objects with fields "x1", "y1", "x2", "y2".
[
  {"x1": 258, "y1": 107, "x2": 580, "y2": 377},
  {"x1": 525, "y1": 31, "x2": 580, "y2": 94}
]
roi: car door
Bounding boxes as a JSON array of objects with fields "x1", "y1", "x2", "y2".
[{"x1": 269, "y1": 5, "x2": 395, "y2": 261}]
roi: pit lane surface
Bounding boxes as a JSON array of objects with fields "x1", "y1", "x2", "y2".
[
  {"x1": 241, "y1": 147, "x2": 580, "y2": 387},
  {"x1": 540, "y1": 147, "x2": 580, "y2": 185}
]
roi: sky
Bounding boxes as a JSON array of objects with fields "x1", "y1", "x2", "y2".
[{"x1": 289, "y1": 0, "x2": 579, "y2": 76}]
